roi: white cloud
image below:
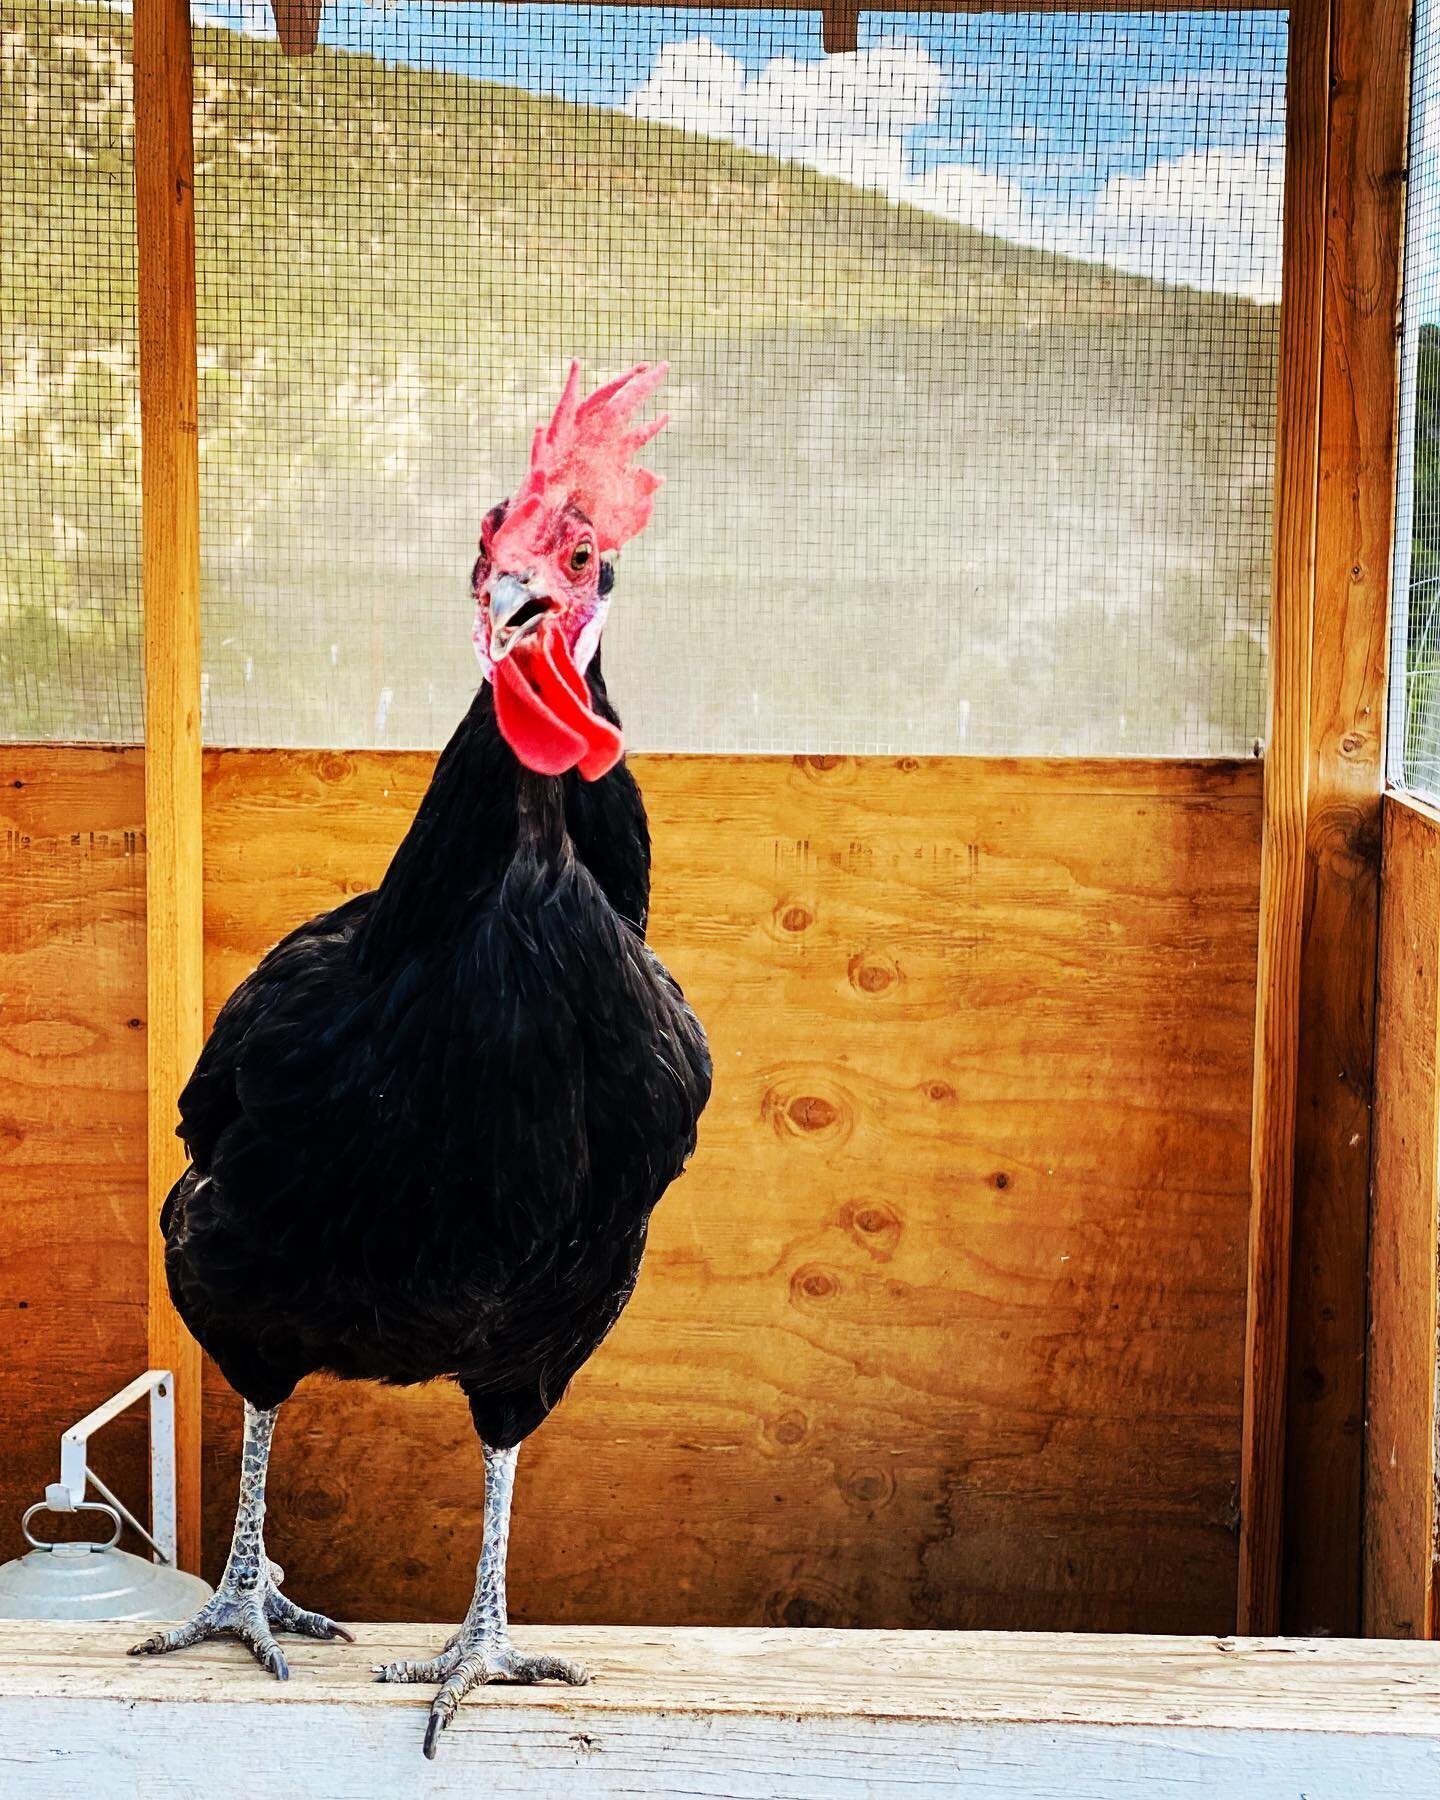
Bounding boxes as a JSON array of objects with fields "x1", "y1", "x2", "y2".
[
  {"x1": 902, "y1": 162, "x2": 1037, "y2": 243},
  {"x1": 1073, "y1": 145, "x2": 1285, "y2": 301},
  {"x1": 626, "y1": 38, "x2": 1283, "y2": 302},
  {"x1": 189, "y1": 2, "x2": 276, "y2": 36},
  {"x1": 628, "y1": 38, "x2": 943, "y2": 203}
]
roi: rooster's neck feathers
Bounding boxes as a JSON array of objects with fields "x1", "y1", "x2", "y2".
[{"x1": 355, "y1": 662, "x2": 650, "y2": 970}]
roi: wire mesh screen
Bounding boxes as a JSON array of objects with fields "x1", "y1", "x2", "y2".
[
  {"x1": 2, "y1": 0, "x2": 141, "y2": 741},
  {"x1": 4, "y1": 3, "x2": 1286, "y2": 754},
  {"x1": 1393, "y1": 0, "x2": 1440, "y2": 797}
]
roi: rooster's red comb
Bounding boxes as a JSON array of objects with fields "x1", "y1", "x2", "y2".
[{"x1": 494, "y1": 362, "x2": 669, "y2": 561}]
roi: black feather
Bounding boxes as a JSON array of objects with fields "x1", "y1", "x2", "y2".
[{"x1": 161, "y1": 653, "x2": 711, "y2": 1448}]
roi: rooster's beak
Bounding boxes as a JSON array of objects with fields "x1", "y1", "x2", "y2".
[{"x1": 487, "y1": 573, "x2": 551, "y2": 662}]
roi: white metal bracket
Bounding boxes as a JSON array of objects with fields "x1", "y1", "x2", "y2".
[{"x1": 41, "y1": 1370, "x2": 178, "y2": 1565}]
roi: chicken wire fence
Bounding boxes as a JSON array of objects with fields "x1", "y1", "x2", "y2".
[
  {"x1": 1392, "y1": 0, "x2": 1440, "y2": 799},
  {"x1": 4, "y1": 1, "x2": 1286, "y2": 755}
]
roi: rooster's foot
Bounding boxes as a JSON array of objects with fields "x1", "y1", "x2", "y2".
[
  {"x1": 129, "y1": 1561, "x2": 353, "y2": 1679},
  {"x1": 374, "y1": 1634, "x2": 589, "y2": 1758}
]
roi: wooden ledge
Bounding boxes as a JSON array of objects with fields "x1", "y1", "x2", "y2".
[{"x1": 6, "y1": 1625, "x2": 1440, "y2": 1795}]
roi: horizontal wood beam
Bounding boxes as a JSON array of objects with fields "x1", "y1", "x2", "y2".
[
  {"x1": 8, "y1": 1624, "x2": 1440, "y2": 1796},
  {"x1": 265, "y1": 0, "x2": 1284, "y2": 51},
  {"x1": 407, "y1": 1, "x2": 1289, "y2": 8}
]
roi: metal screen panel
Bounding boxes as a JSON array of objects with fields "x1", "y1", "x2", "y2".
[
  {"x1": 1393, "y1": 0, "x2": 1440, "y2": 798},
  {"x1": 2, "y1": 0, "x2": 141, "y2": 741},
  {"x1": 5, "y1": 3, "x2": 1285, "y2": 755}
]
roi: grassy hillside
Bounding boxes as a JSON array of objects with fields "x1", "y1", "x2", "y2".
[{"x1": 2, "y1": 0, "x2": 1278, "y2": 752}]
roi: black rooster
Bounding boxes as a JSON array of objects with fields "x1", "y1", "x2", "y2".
[{"x1": 132, "y1": 365, "x2": 712, "y2": 1758}]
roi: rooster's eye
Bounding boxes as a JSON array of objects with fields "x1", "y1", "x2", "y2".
[{"x1": 569, "y1": 541, "x2": 593, "y2": 574}]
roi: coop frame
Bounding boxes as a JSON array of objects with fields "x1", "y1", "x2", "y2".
[{"x1": 9, "y1": 0, "x2": 1417, "y2": 1642}]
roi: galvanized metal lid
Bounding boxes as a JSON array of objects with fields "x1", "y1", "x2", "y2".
[{"x1": 0, "y1": 1502, "x2": 212, "y2": 1622}]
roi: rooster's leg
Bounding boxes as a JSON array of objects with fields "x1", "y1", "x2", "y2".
[
  {"x1": 374, "y1": 1441, "x2": 588, "y2": 1758},
  {"x1": 130, "y1": 1399, "x2": 353, "y2": 1677}
]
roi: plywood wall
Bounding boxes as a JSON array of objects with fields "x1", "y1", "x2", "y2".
[
  {"x1": 0, "y1": 745, "x2": 1261, "y2": 1628},
  {"x1": 0, "y1": 752, "x2": 150, "y2": 1561},
  {"x1": 1365, "y1": 794, "x2": 1440, "y2": 1638},
  {"x1": 195, "y1": 750, "x2": 1262, "y2": 1635}
]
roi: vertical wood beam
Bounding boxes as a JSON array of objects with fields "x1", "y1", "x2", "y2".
[
  {"x1": 1284, "y1": 0, "x2": 1412, "y2": 1635},
  {"x1": 270, "y1": 0, "x2": 324, "y2": 58},
  {"x1": 1365, "y1": 795, "x2": 1440, "y2": 1638},
  {"x1": 1243, "y1": 0, "x2": 1413, "y2": 1636},
  {"x1": 1239, "y1": 0, "x2": 1330, "y2": 1635},
  {"x1": 134, "y1": 0, "x2": 204, "y2": 1572},
  {"x1": 821, "y1": 0, "x2": 861, "y2": 54}
]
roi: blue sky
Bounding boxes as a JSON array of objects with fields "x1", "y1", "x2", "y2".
[{"x1": 198, "y1": 5, "x2": 1288, "y2": 298}]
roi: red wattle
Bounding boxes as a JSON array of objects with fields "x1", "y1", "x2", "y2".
[{"x1": 492, "y1": 621, "x2": 623, "y2": 781}]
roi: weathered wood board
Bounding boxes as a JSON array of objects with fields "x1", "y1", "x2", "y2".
[
  {"x1": 0, "y1": 752, "x2": 151, "y2": 1557},
  {"x1": 3, "y1": 1624, "x2": 1439, "y2": 1798},
  {"x1": 199, "y1": 750, "x2": 1262, "y2": 1635}
]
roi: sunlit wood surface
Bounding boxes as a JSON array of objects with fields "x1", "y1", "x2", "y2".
[{"x1": 2, "y1": 1623, "x2": 1437, "y2": 1798}]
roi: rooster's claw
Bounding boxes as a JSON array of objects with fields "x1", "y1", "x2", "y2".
[
  {"x1": 130, "y1": 1574, "x2": 352, "y2": 1678},
  {"x1": 374, "y1": 1635, "x2": 589, "y2": 1758}
]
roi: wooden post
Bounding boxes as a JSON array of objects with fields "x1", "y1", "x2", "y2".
[
  {"x1": 271, "y1": 0, "x2": 325, "y2": 57},
  {"x1": 821, "y1": 0, "x2": 860, "y2": 54},
  {"x1": 1238, "y1": 0, "x2": 1330, "y2": 1636},
  {"x1": 1241, "y1": 0, "x2": 1411, "y2": 1635},
  {"x1": 1283, "y1": 0, "x2": 1411, "y2": 1635},
  {"x1": 134, "y1": 0, "x2": 205, "y2": 1573},
  {"x1": 1366, "y1": 796, "x2": 1440, "y2": 1637}
]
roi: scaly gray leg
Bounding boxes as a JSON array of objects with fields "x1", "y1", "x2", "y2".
[
  {"x1": 374, "y1": 1442, "x2": 588, "y2": 1758},
  {"x1": 130, "y1": 1400, "x2": 352, "y2": 1678}
]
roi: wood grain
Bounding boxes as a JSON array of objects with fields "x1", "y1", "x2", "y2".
[
  {"x1": 199, "y1": 749, "x2": 1261, "y2": 1635},
  {"x1": 4, "y1": 1624, "x2": 1440, "y2": 1799},
  {"x1": 1284, "y1": 0, "x2": 1412, "y2": 1638},
  {"x1": 134, "y1": 0, "x2": 205, "y2": 1571},
  {"x1": 1238, "y1": 0, "x2": 1329, "y2": 1637},
  {"x1": 0, "y1": 752, "x2": 150, "y2": 1570},
  {"x1": 12, "y1": 1619, "x2": 1440, "y2": 1727},
  {"x1": 1364, "y1": 795, "x2": 1440, "y2": 1638}
]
